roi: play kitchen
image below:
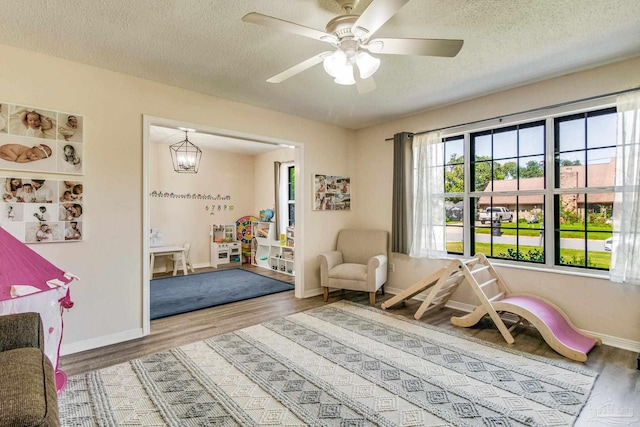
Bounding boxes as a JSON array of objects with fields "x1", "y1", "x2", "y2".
[{"x1": 210, "y1": 224, "x2": 241, "y2": 268}]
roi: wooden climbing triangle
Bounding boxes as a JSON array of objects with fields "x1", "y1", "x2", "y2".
[{"x1": 382, "y1": 253, "x2": 601, "y2": 362}]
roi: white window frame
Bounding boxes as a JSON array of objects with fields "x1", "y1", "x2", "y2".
[
  {"x1": 278, "y1": 161, "x2": 294, "y2": 233},
  {"x1": 437, "y1": 99, "x2": 618, "y2": 274}
]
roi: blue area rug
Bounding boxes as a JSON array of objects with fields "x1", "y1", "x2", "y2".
[{"x1": 150, "y1": 269, "x2": 293, "y2": 319}]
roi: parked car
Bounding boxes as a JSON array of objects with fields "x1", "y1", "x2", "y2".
[
  {"x1": 478, "y1": 207, "x2": 513, "y2": 224},
  {"x1": 604, "y1": 236, "x2": 618, "y2": 252}
]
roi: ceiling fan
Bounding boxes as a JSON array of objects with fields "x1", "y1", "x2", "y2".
[{"x1": 242, "y1": 0, "x2": 463, "y2": 94}]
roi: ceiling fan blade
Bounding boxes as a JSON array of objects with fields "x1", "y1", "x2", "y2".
[
  {"x1": 369, "y1": 38, "x2": 464, "y2": 57},
  {"x1": 243, "y1": 12, "x2": 337, "y2": 44},
  {"x1": 352, "y1": 0, "x2": 409, "y2": 39},
  {"x1": 266, "y1": 52, "x2": 332, "y2": 83},
  {"x1": 352, "y1": 63, "x2": 377, "y2": 94}
]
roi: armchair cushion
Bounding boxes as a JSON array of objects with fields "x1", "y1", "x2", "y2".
[
  {"x1": 329, "y1": 263, "x2": 368, "y2": 282},
  {"x1": 0, "y1": 313, "x2": 60, "y2": 427},
  {"x1": 0, "y1": 312, "x2": 43, "y2": 352},
  {"x1": 0, "y1": 348, "x2": 59, "y2": 427}
]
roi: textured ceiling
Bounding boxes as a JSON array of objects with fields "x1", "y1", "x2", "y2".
[{"x1": 0, "y1": 0, "x2": 639, "y2": 130}]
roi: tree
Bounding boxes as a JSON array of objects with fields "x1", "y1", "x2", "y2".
[
  {"x1": 502, "y1": 161, "x2": 517, "y2": 179},
  {"x1": 473, "y1": 156, "x2": 495, "y2": 191},
  {"x1": 519, "y1": 160, "x2": 544, "y2": 178},
  {"x1": 445, "y1": 154, "x2": 464, "y2": 202}
]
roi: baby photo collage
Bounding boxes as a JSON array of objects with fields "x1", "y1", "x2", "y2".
[
  {"x1": 1, "y1": 177, "x2": 84, "y2": 243},
  {"x1": 0, "y1": 102, "x2": 84, "y2": 174}
]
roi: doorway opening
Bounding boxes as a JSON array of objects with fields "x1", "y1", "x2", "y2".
[{"x1": 143, "y1": 115, "x2": 304, "y2": 334}]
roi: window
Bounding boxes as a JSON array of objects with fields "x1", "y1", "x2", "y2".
[
  {"x1": 433, "y1": 107, "x2": 618, "y2": 271},
  {"x1": 470, "y1": 121, "x2": 546, "y2": 263},
  {"x1": 287, "y1": 164, "x2": 295, "y2": 226},
  {"x1": 277, "y1": 162, "x2": 295, "y2": 233},
  {"x1": 444, "y1": 136, "x2": 464, "y2": 254},
  {"x1": 554, "y1": 108, "x2": 616, "y2": 269}
]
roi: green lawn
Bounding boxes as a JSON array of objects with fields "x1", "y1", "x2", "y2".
[
  {"x1": 446, "y1": 218, "x2": 613, "y2": 268},
  {"x1": 446, "y1": 220, "x2": 613, "y2": 240},
  {"x1": 445, "y1": 241, "x2": 611, "y2": 269}
]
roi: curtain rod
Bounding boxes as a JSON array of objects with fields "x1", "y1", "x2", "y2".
[{"x1": 385, "y1": 86, "x2": 640, "y2": 141}]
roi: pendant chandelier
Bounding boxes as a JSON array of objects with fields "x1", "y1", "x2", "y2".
[{"x1": 169, "y1": 128, "x2": 202, "y2": 173}]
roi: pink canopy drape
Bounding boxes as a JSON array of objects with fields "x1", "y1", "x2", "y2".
[
  {"x1": 0, "y1": 226, "x2": 75, "y2": 300},
  {"x1": 0, "y1": 226, "x2": 76, "y2": 391}
]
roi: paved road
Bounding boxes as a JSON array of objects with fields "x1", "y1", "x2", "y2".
[{"x1": 446, "y1": 227, "x2": 606, "y2": 251}]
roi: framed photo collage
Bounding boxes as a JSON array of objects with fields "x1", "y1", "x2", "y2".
[
  {"x1": 313, "y1": 174, "x2": 351, "y2": 211},
  {"x1": 0, "y1": 102, "x2": 84, "y2": 243}
]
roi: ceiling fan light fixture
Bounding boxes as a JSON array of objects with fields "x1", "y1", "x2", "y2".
[
  {"x1": 323, "y1": 49, "x2": 378, "y2": 85},
  {"x1": 322, "y1": 50, "x2": 348, "y2": 78},
  {"x1": 355, "y1": 51, "x2": 380, "y2": 79},
  {"x1": 323, "y1": 50, "x2": 356, "y2": 84},
  {"x1": 334, "y1": 63, "x2": 356, "y2": 85}
]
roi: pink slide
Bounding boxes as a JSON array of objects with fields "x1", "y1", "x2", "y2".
[
  {"x1": 446, "y1": 253, "x2": 600, "y2": 362},
  {"x1": 493, "y1": 294, "x2": 601, "y2": 362}
]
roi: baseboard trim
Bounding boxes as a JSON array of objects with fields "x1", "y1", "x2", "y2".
[
  {"x1": 582, "y1": 330, "x2": 640, "y2": 353},
  {"x1": 304, "y1": 288, "x2": 324, "y2": 299},
  {"x1": 60, "y1": 328, "x2": 145, "y2": 356},
  {"x1": 63, "y1": 290, "x2": 640, "y2": 356}
]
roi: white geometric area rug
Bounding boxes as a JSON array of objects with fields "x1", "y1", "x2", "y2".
[{"x1": 58, "y1": 300, "x2": 597, "y2": 426}]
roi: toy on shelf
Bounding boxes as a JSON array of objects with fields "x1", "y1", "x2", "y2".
[
  {"x1": 211, "y1": 224, "x2": 235, "y2": 243},
  {"x1": 259, "y1": 209, "x2": 274, "y2": 222},
  {"x1": 286, "y1": 226, "x2": 294, "y2": 247}
]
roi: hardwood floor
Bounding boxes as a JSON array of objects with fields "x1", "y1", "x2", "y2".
[
  {"x1": 59, "y1": 265, "x2": 639, "y2": 425},
  {"x1": 60, "y1": 264, "x2": 296, "y2": 375}
]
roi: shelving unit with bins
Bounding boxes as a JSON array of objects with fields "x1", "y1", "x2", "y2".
[
  {"x1": 251, "y1": 221, "x2": 272, "y2": 269},
  {"x1": 270, "y1": 245, "x2": 294, "y2": 275},
  {"x1": 210, "y1": 224, "x2": 242, "y2": 268},
  {"x1": 251, "y1": 221, "x2": 295, "y2": 276}
]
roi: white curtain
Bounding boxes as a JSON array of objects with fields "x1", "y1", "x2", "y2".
[
  {"x1": 610, "y1": 91, "x2": 640, "y2": 285},
  {"x1": 409, "y1": 131, "x2": 447, "y2": 258}
]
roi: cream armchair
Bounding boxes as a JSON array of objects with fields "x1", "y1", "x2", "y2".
[{"x1": 317, "y1": 229, "x2": 389, "y2": 306}]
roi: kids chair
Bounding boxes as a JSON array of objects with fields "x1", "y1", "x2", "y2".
[
  {"x1": 170, "y1": 243, "x2": 195, "y2": 275},
  {"x1": 317, "y1": 229, "x2": 389, "y2": 306}
]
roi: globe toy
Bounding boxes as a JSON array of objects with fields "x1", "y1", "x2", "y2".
[{"x1": 260, "y1": 209, "x2": 275, "y2": 222}]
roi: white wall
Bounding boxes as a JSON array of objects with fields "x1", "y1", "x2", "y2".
[
  {"x1": 149, "y1": 143, "x2": 255, "y2": 270},
  {"x1": 353, "y1": 56, "x2": 640, "y2": 350},
  {"x1": 0, "y1": 43, "x2": 354, "y2": 353}
]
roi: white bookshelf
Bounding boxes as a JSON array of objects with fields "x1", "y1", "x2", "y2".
[{"x1": 251, "y1": 221, "x2": 294, "y2": 276}]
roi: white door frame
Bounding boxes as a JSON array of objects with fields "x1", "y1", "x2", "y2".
[{"x1": 142, "y1": 115, "x2": 305, "y2": 335}]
